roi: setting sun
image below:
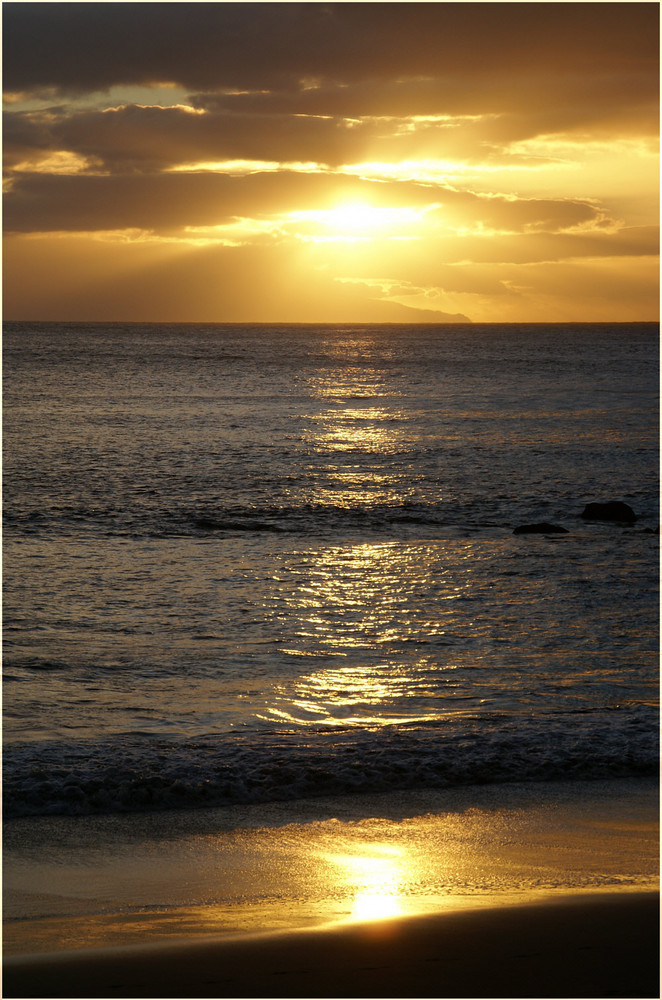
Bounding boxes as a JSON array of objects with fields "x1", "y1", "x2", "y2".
[
  {"x1": 3, "y1": 4, "x2": 657, "y2": 322},
  {"x1": 2, "y1": 7, "x2": 659, "y2": 999},
  {"x1": 286, "y1": 201, "x2": 427, "y2": 241}
]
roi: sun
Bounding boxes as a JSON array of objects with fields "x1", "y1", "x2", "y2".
[
  {"x1": 285, "y1": 200, "x2": 425, "y2": 242},
  {"x1": 323, "y1": 201, "x2": 401, "y2": 232}
]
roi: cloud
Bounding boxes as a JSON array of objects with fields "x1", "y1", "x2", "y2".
[
  {"x1": 4, "y1": 104, "x2": 384, "y2": 173},
  {"x1": 423, "y1": 193, "x2": 608, "y2": 235},
  {"x1": 7, "y1": 91, "x2": 655, "y2": 185},
  {"x1": 2, "y1": 3, "x2": 658, "y2": 323},
  {"x1": 312, "y1": 226, "x2": 659, "y2": 284},
  {"x1": 378, "y1": 255, "x2": 660, "y2": 322},
  {"x1": 4, "y1": 3, "x2": 657, "y2": 97},
  {"x1": 4, "y1": 4, "x2": 657, "y2": 177},
  {"x1": 2, "y1": 170, "x2": 406, "y2": 233},
  {"x1": 3, "y1": 163, "x2": 615, "y2": 242},
  {"x1": 192, "y1": 69, "x2": 658, "y2": 144}
]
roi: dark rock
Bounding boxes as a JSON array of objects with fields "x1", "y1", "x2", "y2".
[
  {"x1": 513, "y1": 522, "x2": 569, "y2": 535},
  {"x1": 580, "y1": 501, "x2": 636, "y2": 523}
]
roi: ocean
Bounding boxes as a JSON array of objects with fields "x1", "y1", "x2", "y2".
[{"x1": 3, "y1": 321, "x2": 659, "y2": 824}]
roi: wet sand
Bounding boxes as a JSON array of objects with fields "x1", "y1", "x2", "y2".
[
  {"x1": 4, "y1": 780, "x2": 659, "y2": 997},
  {"x1": 4, "y1": 891, "x2": 659, "y2": 998}
]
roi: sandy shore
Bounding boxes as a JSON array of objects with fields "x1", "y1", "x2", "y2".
[
  {"x1": 3, "y1": 891, "x2": 659, "y2": 999},
  {"x1": 4, "y1": 780, "x2": 659, "y2": 997}
]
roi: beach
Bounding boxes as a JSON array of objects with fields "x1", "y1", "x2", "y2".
[
  {"x1": 5, "y1": 893, "x2": 659, "y2": 999},
  {"x1": 4, "y1": 778, "x2": 659, "y2": 998}
]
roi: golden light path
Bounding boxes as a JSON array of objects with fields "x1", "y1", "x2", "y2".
[{"x1": 254, "y1": 340, "x2": 466, "y2": 728}]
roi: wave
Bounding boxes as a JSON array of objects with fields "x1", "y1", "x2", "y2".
[
  {"x1": 5, "y1": 497, "x2": 660, "y2": 542},
  {"x1": 4, "y1": 707, "x2": 657, "y2": 820},
  {"x1": 2, "y1": 501, "x2": 461, "y2": 540}
]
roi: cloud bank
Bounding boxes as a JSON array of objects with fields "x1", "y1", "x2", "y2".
[{"x1": 3, "y1": 2, "x2": 659, "y2": 322}]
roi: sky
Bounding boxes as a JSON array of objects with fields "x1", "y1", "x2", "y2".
[{"x1": 2, "y1": 1, "x2": 659, "y2": 323}]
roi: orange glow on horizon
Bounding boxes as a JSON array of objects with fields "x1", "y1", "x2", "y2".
[{"x1": 2, "y1": 4, "x2": 658, "y2": 323}]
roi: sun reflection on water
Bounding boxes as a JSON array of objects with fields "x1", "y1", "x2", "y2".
[
  {"x1": 302, "y1": 340, "x2": 412, "y2": 507},
  {"x1": 260, "y1": 538, "x2": 473, "y2": 728},
  {"x1": 329, "y1": 844, "x2": 406, "y2": 922},
  {"x1": 308, "y1": 406, "x2": 408, "y2": 454},
  {"x1": 261, "y1": 342, "x2": 486, "y2": 732}
]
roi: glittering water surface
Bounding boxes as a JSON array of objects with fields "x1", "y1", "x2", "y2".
[{"x1": 3, "y1": 322, "x2": 658, "y2": 818}]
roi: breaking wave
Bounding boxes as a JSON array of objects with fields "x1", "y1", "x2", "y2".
[{"x1": 5, "y1": 707, "x2": 657, "y2": 820}]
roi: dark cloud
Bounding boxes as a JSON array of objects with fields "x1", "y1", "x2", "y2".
[
  {"x1": 4, "y1": 91, "x2": 656, "y2": 189},
  {"x1": 3, "y1": 108, "x2": 58, "y2": 170},
  {"x1": 425, "y1": 195, "x2": 606, "y2": 235},
  {"x1": 2, "y1": 170, "x2": 417, "y2": 233},
  {"x1": 318, "y1": 227, "x2": 660, "y2": 280},
  {"x1": 193, "y1": 70, "x2": 658, "y2": 140},
  {"x1": 4, "y1": 3, "x2": 658, "y2": 97},
  {"x1": 4, "y1": 105, "x2": 382, "y2": 173},
  {"x1": 3, "y1": 2, "x2": 657, "y2": 323},
  {"x1": 3, "y1": 166, "x2": 611, "y2": 238}
]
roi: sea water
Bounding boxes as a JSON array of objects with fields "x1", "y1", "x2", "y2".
[{"x1": 3, "y1": 322, "x2": 659, "y2": 821}]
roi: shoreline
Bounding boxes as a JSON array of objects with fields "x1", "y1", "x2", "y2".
[
  {"x1": 4, "y1": 778, "x2": 659, "y2": 996},
  {"x1": 4, "y1": 778, "x2": 658, "y2": 953},
  {"x1": 4, "y1": 891, "x2": 659, "y2": 999}
]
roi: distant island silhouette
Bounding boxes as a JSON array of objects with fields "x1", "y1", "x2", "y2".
[{"x1": 354, "y1": 300, "x2": 472, "y2": 323}]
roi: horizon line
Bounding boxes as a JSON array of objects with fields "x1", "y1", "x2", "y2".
[{"x1": 3, "y1": 318, "x2": 660, "y2": 327}]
